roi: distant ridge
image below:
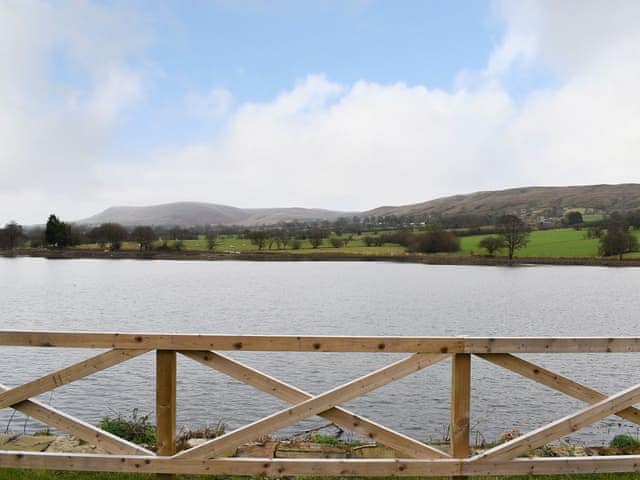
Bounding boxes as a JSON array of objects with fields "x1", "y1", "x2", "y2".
[
  {"x1": 78, "y1": 184, "x2": 640, "y2": 226},
  {"x1": 362, "y1": 184, "x2": 640, "y2": 218},
  {"x1": 79, "y1": 202, "x2": 350, "y2": 227}
]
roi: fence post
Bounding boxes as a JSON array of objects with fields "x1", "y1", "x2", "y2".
[
  {"x1": 451, "y1": 353, "x2": 471, "y2": 479},
  {"x1": 156, "y1": 350, "x2": 177, "y2": 480}
]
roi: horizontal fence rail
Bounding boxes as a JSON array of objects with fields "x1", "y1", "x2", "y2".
[
  {"x1": 1, "y1": 331, "x2": 640, "y2": 479},
  {"x1": 3, "y1": 331, "x2": 640, "y2": 352}
]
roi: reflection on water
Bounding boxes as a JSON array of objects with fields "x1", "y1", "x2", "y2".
[{"x1": 1, "y1": 257, "x2": 639, "y2": 445}]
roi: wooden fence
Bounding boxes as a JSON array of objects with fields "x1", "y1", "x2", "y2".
[{"x1": 1, "y1": 331, "x2": 640, "y2": 478}]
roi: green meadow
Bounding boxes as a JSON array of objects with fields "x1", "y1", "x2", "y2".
[{"x1": 461, "y1": 228, "x2": 640, "y2": 258}]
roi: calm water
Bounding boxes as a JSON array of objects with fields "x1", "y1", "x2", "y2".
[{"x1": 1, "y1": 257, "x2": 640, "y2": 446}]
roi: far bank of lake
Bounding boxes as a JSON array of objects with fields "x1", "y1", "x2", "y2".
[{"x1": 4, "y1": 247, "x2": 640, "y2": 266}]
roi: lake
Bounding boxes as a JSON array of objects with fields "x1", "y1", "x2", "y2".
[{"x1": 1, "y1": 257, "x2": 639, "y2": 446}]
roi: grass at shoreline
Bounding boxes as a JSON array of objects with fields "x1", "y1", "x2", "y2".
[{"x1": 2, "y1": 471, "x2": 640, "y2": 480}]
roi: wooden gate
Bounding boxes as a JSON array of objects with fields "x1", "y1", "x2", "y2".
[{"x1": 1, "y1": 331, "x2": 640, "y2": 477}]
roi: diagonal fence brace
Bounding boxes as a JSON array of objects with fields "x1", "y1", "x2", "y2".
[
  {"x1": 175, "y1": 352, "x2": 448, "y2": 459},
  {"x1": 181, "y1": 350, "x2": 449, "y2": 458},
  {"x1": 471, "y1": 379, "x2": 640, "y2": 462}
]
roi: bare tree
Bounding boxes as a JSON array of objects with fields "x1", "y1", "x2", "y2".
[
  {"x1": 205, "y1": 229, "x2": 219, "y2": 251},
  {"x1": 1, "y1": 222, "x2": 25, "y2": 250},
  {"x1": 248, "y1": 230, "x2": 267, "y2": 250},
  {"x1": 496, "y1": 215, "x2": 530, "y2": 260},
  {"x1": 308, "y1": 227, "x2": 326, "y2": 249},
  {"x1": 131, "y1": 226, "x2": 156, "y2": 251}
]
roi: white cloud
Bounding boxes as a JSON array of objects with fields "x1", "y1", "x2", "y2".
[
  {"x1": 0, "y1": 0, "x2": 147, "y2": 223},
  {"x1": 186, "y1": 87, "x2": 233, "y2": 117},
  {"x1": 89, "y1": 66, "x2": 142, "y2": 121},
  {"x1": 2, "y1": 1, "x2": 640, "y2": 224},
  {"x1": 491, "y1": 0, "x2": 640, "y2": 78},
  {"x1": 100, "y1": 77, "x2": 519, "y2": 210}
]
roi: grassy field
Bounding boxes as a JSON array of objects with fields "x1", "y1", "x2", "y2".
[
  {"x1": 77, "y1": 234, "x2": 407, "y2": 256},
  {"x1": 461, "y1": 229, "x2": 640, "y2": 258},
  {"x1": 2, "y1": 471, "x2": 640, "y2": 480},
  {"x1": 73, "y1": 228, "x2": 640, "y2": 259}
]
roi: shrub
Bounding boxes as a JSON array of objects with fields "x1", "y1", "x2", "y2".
[
  {"x1": 99, "y1": 409, "x2": 156, "y2": 446},
  {"x1": 380, "y1": 230, "x2": 413, "y2": 246},
  {"x1": 329, "y1": 238, "x2": 344, "y2": 248},
  {"x1": 407, "y1": 227, "x2": 460, "y2": 253},
  {"x1": 155, "y1": 240, "x2": 171, "y2": 251},
  {"x1": 363, "y1": 236, "x2": 384, "y2": 247},
  {"x1": 610, "y1": 434, "x2": 640, "y2": 449},
  {"x1": 478, "y1": 236, "x2": 505, "y2": 256},
  {"x1": 291, "y1": 239, "x2": 302, "y2": 249}
]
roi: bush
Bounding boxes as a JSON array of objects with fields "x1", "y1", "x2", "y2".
[
  {"x1": 407, "y1": 227, "x2": 460, "y2": 253},
  {"x1": 291, "y1": 239, "x2": 302, "y2": 249},
  {"x1": 363, "y1": 235, "x2": 384, "y2": 247},
  {"x1": 155, "y1": 240, "x2": 171, "y2": 251},
  {"x1": 610, "y1": 434, "x2": 640, "y2": 449},
  {"x1": 99, "y1": 409, "x2": 156, "y2": 445},
  {"x1": 380, "y1": 230, "x2": 413, "y2": 246},
  {"x1": 329, "y1": 238, "x2": 344, "y2": 248},
  {"x1": 478, "y1": 236, "x2": 505, "y2": 256}
]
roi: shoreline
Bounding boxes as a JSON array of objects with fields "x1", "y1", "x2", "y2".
[{"x1": 3, "y1": 248, "x2": 640, "y2": 266}]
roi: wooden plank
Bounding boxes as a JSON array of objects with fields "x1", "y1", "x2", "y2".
[
  {"x1": 0, "y1": 383, "x2": 152, "y2": 456},
  {"x1": 0, "y1": 451, "x2": 458, "y2": 476},
  {"x1": 0, "y1": 349, "x2": 149, "y2": 410},
  {"x1": 0, "y1": 331, "x2": 464, "y2": 352},
  {"x1": 156, "y1": 350, "x2": 177, "y2": 480},
  {"x1": 3, "y1": 452, "x2": 640, "y2": 476},
  {"x1": 478, "y1": 353, "x2": 640, "y2": 425},
  {"x1": 463, "y1": 456, "x2": 640, "y2": 476},
  {"x1": 3, "y1": 331, "x2": 640, "y2": 352},
  {"x1": 450, "y1": 354, "x2": 471, "y2": 459},
  {"x1": 181, "y1": 350, "x2": 449, "y2": 459},
  {"x1": 0, "y1": 451, "x2": 462, "y2": 476},
  {"x1": 177, "y1": 353, "x2": 449, "y2": 460},
  {"x1": 471, "y1": 380, "x2": 640, "y2": 462},
  {"x1": 463, "y1": 337, "x2": 640, "y2": 353}
]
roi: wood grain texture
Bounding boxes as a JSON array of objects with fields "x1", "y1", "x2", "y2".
[
  {"x1": 156, "y1": 350, "x2": 177, "y2": 480},
  {"x1": 451, "y1": 354, "x2": 471, "y2": 459},
  {"x1": 0, "y1": 331, "x2": 463, "y2": 352},
  {"x1": 2, "y1": 452, "x2": 640, "y2": 476},
  {"x1": 4, "y1": 331, "x2": 640, "y2": 352},
  {"x1": 0, "y1": 452, "x2": 462, "y2": 476}
]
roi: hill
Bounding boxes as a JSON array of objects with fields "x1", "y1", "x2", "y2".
[
  {"x1": 79, "y1": 202, "x2": 349, "y2": 227},
  {"x1": 363, "y1": 184, "x2": 640, "y2": 218},
  {"x1": 77, "y1": 184, "x2": 640, "y2": 227}
]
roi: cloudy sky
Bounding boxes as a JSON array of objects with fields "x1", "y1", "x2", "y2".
[{"x1": 1, "y1": 0, "x2": 640, "y2": 224}]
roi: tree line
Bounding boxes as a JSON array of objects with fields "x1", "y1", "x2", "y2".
[
  {"x1": 0, "y1": 215, "x2": 220, "y2": 252},
  {"x1": 1, "y1": 210, "x2": 638, "y2": 259}
]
